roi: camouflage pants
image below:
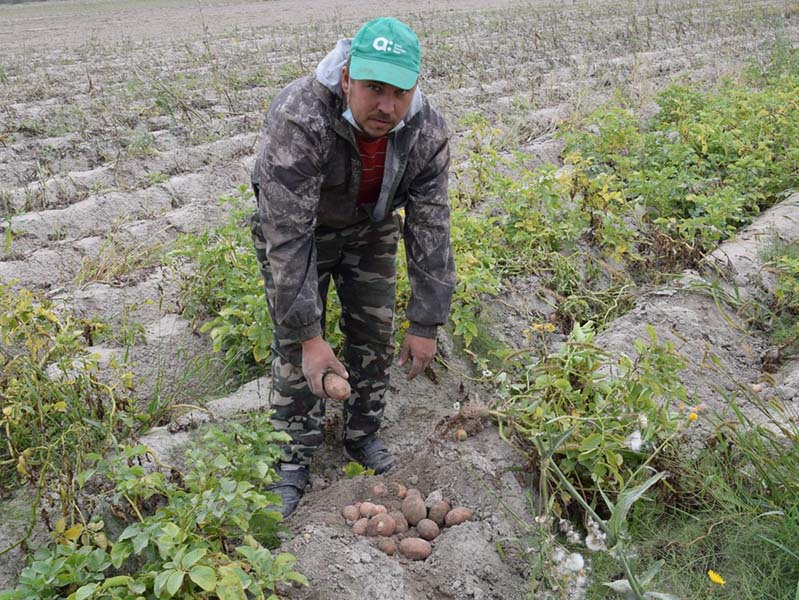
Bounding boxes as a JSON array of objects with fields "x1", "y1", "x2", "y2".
[{"x1": 251, "y1": 214, "x2": 400, "y2": 466}]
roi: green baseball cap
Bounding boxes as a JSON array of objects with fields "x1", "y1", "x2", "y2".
[{"x1": 349, "y1": 17, "x2": 421, "y2": 90}]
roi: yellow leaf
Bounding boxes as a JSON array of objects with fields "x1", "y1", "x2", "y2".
[
  {"x1": 55, "y1": 517, "x2": 66, "y2": 534},
  {"x1": 52, "y1": 401, "x2": 68, "y2": 413},
  {"x1": 63, "y1": 524, "x2": 84, "y2": 541},
  {"x1": 15, "y1": 454, "x2": 28, "y2": 476}
]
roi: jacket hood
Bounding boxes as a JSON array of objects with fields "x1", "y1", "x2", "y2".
[{"x1": 314, "y1": 38, "x2": 424, "y2": 125}]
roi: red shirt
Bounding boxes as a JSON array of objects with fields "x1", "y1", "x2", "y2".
[{"x1": 356, "y1": 135, "x2": 388, "y2": 205}]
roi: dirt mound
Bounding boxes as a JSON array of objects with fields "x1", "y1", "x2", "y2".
[{"x1": 282, "y1": 435, "x2": 532, "y2": 600}]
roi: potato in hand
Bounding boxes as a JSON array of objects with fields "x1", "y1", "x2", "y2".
[{"x1": 323, "y1": 372, "x2": 351, "y2": 400}]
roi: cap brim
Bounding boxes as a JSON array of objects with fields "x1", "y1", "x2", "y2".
[{"x1": 349, "y1": 56, "x2": 418, "y2": 90}]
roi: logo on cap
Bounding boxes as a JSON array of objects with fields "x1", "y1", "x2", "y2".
[{"x1": 372, "y1": 37, "x2": 406, "y2": 55}]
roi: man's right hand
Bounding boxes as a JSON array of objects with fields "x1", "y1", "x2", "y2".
[{"x1": 301, "y1": 336, "x2": 348, "y2": 397}]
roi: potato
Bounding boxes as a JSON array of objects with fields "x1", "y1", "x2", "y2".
[
  {"x1": 352, "y1": 518, "x2": 368, "y2": 536},
  {"x1": 384, "y1": 499, "x2": 402, "y2": 512},
  {"x1": 455, "y1": 428, "x2": 468, "y2": 441},
  {"x1": 389, "y1": 482, "x2": 407, "y2": 498},
  {"x1": 359, "y1": 502, "x2": 376, "y2": 518},
  {"x1": 405, "y1": 489, "x2": 423, "y2": 504},
  {"x1": 444, "y1": 506, "x2": 474, "y2": 527},
  {"x1": 342, "y1": 504, "x2": 360, "y2": 522},
  {"x1": 366, "y1": 514, "x2": 396, "y2": 537},
  {"x1": 402, "y1": 495, "x2": 427, "y2": 526},
  {"x1": 427, "y1": 500, "x2": 450, "y2": 527},
  {"x1": 416, "y1": 518, "x2": 440, "y2": 541},
  {"x1": 398, "y1": 537, "x2": 432, "y2": 560},
  {"x1": 373, "y1": 504, "x2": 388, "y2": 515},
  {"x1": 377, "y1": 538, "x2": 396, "y2": 555},
  {"x1": 389, "y1": 511, "x2": 409, "y2": 533},
  {"x1": 322, "y1": 372, "x2": 351, "y2": 401},
  {"x1": 370, "y1": 482, "x2": 388, "y2": 498}
]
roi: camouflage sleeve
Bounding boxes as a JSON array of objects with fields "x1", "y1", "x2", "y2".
[
  {"x1": 403, "y1": 135, "x2": 456, "y2": 339},
  {"x1": 255, "y1": 111, "x2": 325, "y2": 341}
]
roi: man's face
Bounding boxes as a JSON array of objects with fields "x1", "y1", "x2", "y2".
[{"x1": 341, "y1": 66, "x2": 416, "y2": 139}]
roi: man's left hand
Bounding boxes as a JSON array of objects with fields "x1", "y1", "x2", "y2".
[{"x1": 398, "y1": 334, "x2": 437, "y2": 380}]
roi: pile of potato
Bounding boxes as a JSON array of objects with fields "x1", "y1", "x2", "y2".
[{"x1": 341, "y1": 482, "x2": 474, "y2": 561}]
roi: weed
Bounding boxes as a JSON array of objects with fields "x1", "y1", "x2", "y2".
[
  {"x1": 145, "y1": 171, "x2": 170, "y2": 185},
  {"x1": 1, "y1": 414, "x2": 307, "y2": 600},
  {"x1": 0, "y1": 284, "x2": 137, "y2": 514},
  {"x1": 75, "y1": 236, "x2": 164, "y2": 286},
  {"x1": 125, "y1": 128, "x2": 156, "y2": 158},
  {"x1": 343, "y1": 461, "x2": 375, "y2": 478},
  {"x1": 496, "y1": 322, "x2": 686, "y2": 498},
  {"x1": 760, "y1": 239, "x2": 799, "y2": 354}
]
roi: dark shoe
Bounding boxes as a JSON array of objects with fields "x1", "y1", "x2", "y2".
[
  {"x1": 269, "y1": 465, "x2": 309, "y2": 519},
  {"x1": 344, "y1": 435, "x2": 397, "y2": 474}
]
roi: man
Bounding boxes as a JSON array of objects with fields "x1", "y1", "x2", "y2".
[{"x1": 251, "y1": 17, "x2": 455, "y2": 518}]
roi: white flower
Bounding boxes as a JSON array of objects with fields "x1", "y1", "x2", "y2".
[
  {"x1": 566, "y1": 531, "x2": 582, "y2": 545},
  {"x1": 585, "y1": 532, "x2": 607, "y2": 552},
  {"x1": 563, "y1": 552, "x2": 585, "y2": 572},
  {"x1": 625, "y1": 430, "x2": 642, "y2": 452},
  {"x1": 452, "y1": 401, "x2": 461, "y2": 412},
  {"x1": 482, "y1": 369, "x2": 493, "y2": 379},
  {"x1": 638, "y1": 414, "x2": 649, "y2": 429},
  {"x1": 558, "y1": 519, "x2": 572, "y2": 533},
  {"x1": 551, "y1": 546, "x2": 566, "y2": 564}
]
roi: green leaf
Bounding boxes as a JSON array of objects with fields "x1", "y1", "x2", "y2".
[
  {"x1": 153, "y1": 570, "x2": 171, "y2": 598},
  {"x1": 608, "y1": 471, "x2": 667, "y2": 537},
  {"x1": 544, "y1": 428, "x2": 575, "y2": 459},
  {"x1": 181, "y1": 547, "x2": 207, "y2": 569},
  {"x1": 639, "y1": 559, "x2": 664, "y2": 586},
  {"x1": 189, "y1": 565, "x2": 217, "y2": 592},
  {"x1": 166, "y1": 571, "x2": 185, "y2": 597},
  {"x1": 110, "y1": 540, "x2": 131, "y2": 569},
  {"x1": 216, "y1": 572, "x2": 247, "y2": 600},
  {"x1": 579, "y1": 433, "x2": 602, "y2": 453},
  {"x1": 212, "y1": 454, "x2": 231, "y2": 469},
  {"x1": 553, "y1": 377, "x2": 572, "y2": 392},
  {"x1": 71, "y1": 583, "x2": 98, "y2": 600},
  {"x1": 132, "y1": 533, "x2": 148, "y2": 554},
  {"x1": 118, "y1": 524, "x2": 139, "y2": 541},
  {"x1": 286, "y1": 571, "x2": 309, "y2": 586}
]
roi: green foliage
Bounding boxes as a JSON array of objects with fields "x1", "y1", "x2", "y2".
[
  {"x1": 0, "y1": 284, "x2": 136, "y2": 495},
  {"x1": 1, "y1": 414, "x2": 306, "y2": 600},
  {"x1": 342, "y1": 461, "x2": 375, "y2": 478},
  {"x1": 562, "y1": 47, "x2": 799, "y2": 264},
  {"x1": 762, "y1": 240, "x2": 799, "y2": 352},
  {"x1": 173, "y1": 186, "x2": 345, "y2": 375},
  {"x1": 173, "y1": 186, "x2": 273, "y2": 372},
  {"x1": 125, "y1": 128, "x2": 156, "y2": 158},
  {"x1": 448, "y1": 121, "x2": 636, "y2": 347},
  {"x1": 497, "y1": 322, "x2": 686, "y2": 496}
]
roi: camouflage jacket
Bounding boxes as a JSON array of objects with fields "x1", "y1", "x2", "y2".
[{"x1": 252, "y1": 39, "x2": 455, "y2": 342}]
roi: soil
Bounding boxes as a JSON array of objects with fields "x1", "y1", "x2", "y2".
[{"x1": 1, "y1": 0, "x2": 799, "y2": 596}]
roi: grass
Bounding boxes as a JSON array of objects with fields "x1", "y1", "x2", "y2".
[
  {"x1": 589, "y1": 505, "x2": 799, "y2": 599},
  {"x1": 75, "y1": 236, "x2": 165, "y2": 286},
  {"x1": 760, "y1": 239, "x2": 799, "y2": 354}
]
